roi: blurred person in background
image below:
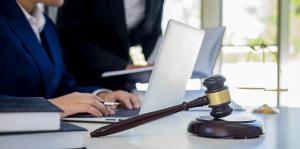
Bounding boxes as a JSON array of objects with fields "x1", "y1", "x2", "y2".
[{"x1": 57, "y1": 0, "x2": 164, "y2": 90}]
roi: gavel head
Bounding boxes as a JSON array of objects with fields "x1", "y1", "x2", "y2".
[{"x1": 203, "y1": 75, "x2": 233, "y2": 119}]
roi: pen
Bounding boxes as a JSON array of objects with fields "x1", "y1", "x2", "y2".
[
  {"x1": 103, "y1": 102, "x2": 120, "y2": 106},
  {"x1": 95, "y1": 96, "x2": 120, "y2": 106}
]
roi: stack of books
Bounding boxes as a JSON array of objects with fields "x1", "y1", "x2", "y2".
[{"x1": 0, "y1": 96, "x2": 86, "y2": 149}]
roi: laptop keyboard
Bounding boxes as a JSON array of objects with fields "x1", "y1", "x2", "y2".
[{"x1": 68, "y1": 108, "x2": 140, "y2": 118}]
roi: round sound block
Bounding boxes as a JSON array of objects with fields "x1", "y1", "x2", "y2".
[{"x1": 187, "y1": 116, "x2": 264, "y2": 139}]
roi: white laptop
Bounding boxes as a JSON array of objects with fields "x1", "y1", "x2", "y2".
[{"x1": 62, "y1": 20, "x2": 205, "y2": 123}]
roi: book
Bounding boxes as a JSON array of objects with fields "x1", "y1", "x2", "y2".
[
  {"x1": 0, "y1": 121, "x2": 86, "y2": 149},
  {"x1": 0, "y1": 96, "x2": 62, "y2": 132}
]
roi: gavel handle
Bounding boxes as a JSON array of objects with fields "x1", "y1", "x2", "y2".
[{"x1": 90, "y1": 96, "x2": 209, "y2": 137}]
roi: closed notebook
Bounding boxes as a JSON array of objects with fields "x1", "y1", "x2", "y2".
[
  {"x1": 0, "y1": 96, "x2": 62, "y2": 132},
  {"x1": 0, "y1": 121, "x2": 86, "y2": 149}
]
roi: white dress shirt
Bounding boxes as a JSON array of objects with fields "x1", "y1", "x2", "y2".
[
  {"x1": 124, "y1": 0, "x2": 146, "y2": 30},
  {"x1": 17, "y1": 2, "x2": 45, "y2": 42}
]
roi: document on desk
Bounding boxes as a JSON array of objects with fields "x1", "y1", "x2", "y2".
[{"x1": 102, "y1": 66, "x2": 153, "y2": 78}]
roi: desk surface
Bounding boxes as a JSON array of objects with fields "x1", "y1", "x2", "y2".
[{"x1": 72, "y1": 107, "x2": 300, "y2": 149}]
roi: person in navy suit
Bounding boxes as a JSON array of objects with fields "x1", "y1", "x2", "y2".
[
  {"x1": 56, "y1": 0, "x2": 164, "y2": 90},
  {"x1": 0, "y1": 0, "x2": 140, "y2": 117}
]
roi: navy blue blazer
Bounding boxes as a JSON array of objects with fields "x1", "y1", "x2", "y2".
[{"x1": 0, "y1": 0, "x2": 98, "y2": 99}]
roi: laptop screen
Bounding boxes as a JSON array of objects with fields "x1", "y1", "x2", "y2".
[{"x1": 140, "y1": 20, "x2": 205, "y2": 114}]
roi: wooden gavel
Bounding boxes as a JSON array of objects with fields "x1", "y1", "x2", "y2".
[{"x1": 90, "y1": 75, "x2": 233, "y2": 137}]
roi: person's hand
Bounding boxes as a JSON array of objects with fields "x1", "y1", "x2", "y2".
[
  {"x1": 98, "y1": 90, "x2": 141, "y2": 110},
  {"x1": 49, "y1": 92, "x2": 115, "y2": 117}
]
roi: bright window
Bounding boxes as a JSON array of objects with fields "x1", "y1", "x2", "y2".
[
  {"x1": 221, "y1": 0, "x2": 278, "y2": 106},
  {"x1": 162, "y1": 0, "x2": 201, "y2": 31},
  {"x1": 281, "y1": 0, "x2": 300, "y2": 107}
]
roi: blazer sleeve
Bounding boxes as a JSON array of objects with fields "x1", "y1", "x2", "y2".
[
  {"x1": 56, "y1": 0, "x2": 128, "y2": 76},
  {"x1": 43, "y1": 17, "x2": 101, "y2": 96},
  {"x1": 55, "y1": 68, "x2": 100, "y2": 96},
  {"x1": 58, "y1": 27, "x2": 128, "y2": 72}
]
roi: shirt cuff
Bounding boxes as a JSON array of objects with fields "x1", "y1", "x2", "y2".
[{"x1": 92, "y1": 88, "x2": 113, "y2": 95}]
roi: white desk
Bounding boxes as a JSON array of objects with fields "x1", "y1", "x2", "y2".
[{"x1": 72, "y1": 107, "x2": 300, "y2": 149}]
